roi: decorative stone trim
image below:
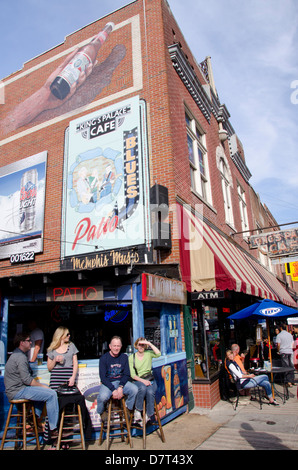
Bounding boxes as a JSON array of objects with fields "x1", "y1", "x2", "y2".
[{"x1": 169, "y1": 44, "x2": 212, "y2": 123}]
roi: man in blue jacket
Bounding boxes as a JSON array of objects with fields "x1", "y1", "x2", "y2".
[{"x1": 97, "y1": 336, "x2": 137, "y2": 416}]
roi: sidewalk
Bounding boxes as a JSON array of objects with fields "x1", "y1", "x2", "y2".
[
  {"x1": 4, "y1": 383, "x2": 298, "y2": 451},
  {"x1": 196, "y1": 385, "x2": 298, "y2": 450},
  {"x1": 87, "y1": 383, "x2": 298, "y2": 451}
]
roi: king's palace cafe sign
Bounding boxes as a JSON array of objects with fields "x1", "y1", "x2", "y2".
[{"x1": 142, "y1": 273, "x2": 187, "y2": 305}]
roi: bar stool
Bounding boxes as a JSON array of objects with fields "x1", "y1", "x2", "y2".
[
  {"x1": 98, "y1": 397, "x2": 133, "y2": 449},
  {"x1": 56, "y1": 403, "x2": 86, "y2": 450},
  {"x1": 0, "y1": 399, "x2": 40, "y2": 450},
  {"x1": 129, "y1": 399, "x2": 165, "y2": 449}
]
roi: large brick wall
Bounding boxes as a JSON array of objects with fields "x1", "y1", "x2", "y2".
[
  {"x1": 0, "y1": 0, "x2": 265, "y2": 410},
  {"x1": 0, "y1": 0, "x2": 257, "y2": 281}
]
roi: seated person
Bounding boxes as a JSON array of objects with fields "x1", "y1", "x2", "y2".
[
  {"x1": 231, "y1": 343, "x2": 246, "y2": 372},
  {"x1": 4, "y1": 332, "x2": 59, "y2": 437},
  {"x1": 225, "y1": 350, "x2": 279, "y2": 406},
  {"x1": 129, "y1": 337, "x2": 161, "y2": 424},
  {"x1": 96, "y1": 336, "x2": 138, "y2": 418},
  {"x1": 225, "y1": 343, "x2": 246, "y2": 379}
]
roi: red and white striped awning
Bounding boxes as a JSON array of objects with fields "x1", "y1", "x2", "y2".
[{"x1": 178, "y1": 205, "x2": 296, "y2": 307}]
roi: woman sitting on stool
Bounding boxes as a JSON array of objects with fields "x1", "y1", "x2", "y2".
[
  {"x1": 225, "y1": 350, "x2": 279, "y2": 406},
  {"x1": 129, "y1": 338, "x2": 161, "y2": 424}
]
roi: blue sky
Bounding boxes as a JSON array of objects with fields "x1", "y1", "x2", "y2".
[{"x1": 0, "y1": 0, "x2": 297, "y2": 228}]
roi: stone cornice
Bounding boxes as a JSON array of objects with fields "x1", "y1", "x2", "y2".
[{"x1": 169, "y1": 43, "x2": 212, "y2": 123}]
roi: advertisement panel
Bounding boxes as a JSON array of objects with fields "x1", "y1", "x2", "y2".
[
  {"x1": 0, "y1": 152, "x2": 47, "y2": 260},
  {"x1": 142, "y1": 273, "x2": 187, "y2": 305},
  {"x1": 250, "y1": 228, "x2": 298, "y2": 257},
  {"x1": 61, "y1": 95, "x2": 149, "y2": 265},
  {"x1": 0, "y1": 15, "x2": 142, "y2": 146},
  {"x1": 285, "y1": 261, "x2": 298, "y2": 282}
]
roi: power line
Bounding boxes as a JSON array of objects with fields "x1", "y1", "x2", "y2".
[{"x1": 231, "y1": 220, "x2": 298, "y2": 237}]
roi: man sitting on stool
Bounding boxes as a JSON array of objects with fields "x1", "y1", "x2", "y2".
[
  {"x1": 4, "y1": 332, "x2": 59, "y2": 437},
  {"x1": 96, "y1": 336, "x2": 138, "y2": 418}
]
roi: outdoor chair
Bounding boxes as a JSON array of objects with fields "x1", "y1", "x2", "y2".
[
  {"x1": 129, "y1": 399, "x2": 165, "y2": 449},
  {"x1": 98, "y1": 397, "x2": 132, "y2": 450},
  {"x1": 229, "y1": 376, "x2": 263, "y2": 410},
  {"x1": 1, "y1": 399, "x2": 40, "y2": 450}
]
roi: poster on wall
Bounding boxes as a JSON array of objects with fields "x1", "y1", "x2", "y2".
[
  {"x1": 0, "y1": 152, "x2": 47, "y2": 261},
  {"x1": 155, "y1": 360, "x2": 189, "y2": 418},
  {"x1": 61, "y1": 95, "x2": 149, "y2": 265},
  {"x1": 0, "y1": 15, "x2": 142, "y2": 145}
]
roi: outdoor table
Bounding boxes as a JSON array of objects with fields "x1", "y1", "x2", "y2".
[{"x1": 251, "y1": 366, "x2": 294, "y2": 404}]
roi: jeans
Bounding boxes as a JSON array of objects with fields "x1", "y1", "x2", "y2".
[
  {"x1": 241, "y1": 374, "x2": 272, "y2": 398},
  {"x1": 14, "y1": 386, "x2": 59, "y2": 431},
  {"x1": 135, "y1": 380, "x2": 157, "y2": 417},
  {"x1": 96, "y1": 380, "x2": 138, "y2": 415},
  {"x1": 280, "y1": 353, "x2": 295, "y2": 383}
]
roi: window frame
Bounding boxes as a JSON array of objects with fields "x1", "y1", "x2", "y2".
[
  {"x1": 219, "y1": 157, "x2": 234, "y2": 226},
  {"x1": 185, "y1": 110, "x2": 211, "y2": 204},
  {"x1": 237, "y1": 183, "x2": 249, "y2": 236}
]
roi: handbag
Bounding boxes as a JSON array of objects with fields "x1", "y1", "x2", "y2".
[
  {"x1": 133, "y1": 353, "x2": 154, "y2": 382},
  {"x1": 56, "y1": 383, "x2": 80, "y2": 395}
]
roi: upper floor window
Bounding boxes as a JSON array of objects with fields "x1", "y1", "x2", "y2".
[
  {"x1": 219, "y1": 157, "x2": 234, "y2": 226},
  {"x1": 237, "y1": 183, "x2": 249, "y2": 236},
  {"x1": 185, "y1": 111, "x2": 211, "y2": 203}
]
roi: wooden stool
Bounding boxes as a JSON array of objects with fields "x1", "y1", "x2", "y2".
[
  {"x1": 98, "y1": 397, "x2": 132, "y2": 449},
  {"x1": 56, "y1": 403, "x2": 85, "y2": 450},
  {"x1": 0, "y1": 399, "x2": 40, "y2": 450},
  {"x1": 129, "y1": 399, "x2": 165, "y2": 449}
]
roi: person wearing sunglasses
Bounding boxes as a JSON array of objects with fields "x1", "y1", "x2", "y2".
[
  {"x1": 4, "y1": 332, "x2": 59, "y2": 438},
  {"x1": 44, "y1": 326, "x2": 79, "y2": 446},
  {"x1": 129, "y1": 337, "x2": 161, "y2": 424},
  {"x1": 47, "y1": 326, "x2": 78, "y2": 388}
]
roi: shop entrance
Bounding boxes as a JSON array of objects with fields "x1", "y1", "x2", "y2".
[{"x1": 7, "y1": 301, "x2": 133, "y2": 360}]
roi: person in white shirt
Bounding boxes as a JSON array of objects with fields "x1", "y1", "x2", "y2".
[
  {"x1": 226, "y1": 350, "x2": 279, "y2": 405},
  {"x1": 276, "y1": 324, "x2": 295, "y2": 386},
  {"x1": 28, "y1": 319, "x2": 44, "y2": 363}
]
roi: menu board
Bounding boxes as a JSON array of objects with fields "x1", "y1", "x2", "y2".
[{"x1": 144, "y1": 316, "x2": 160, "y2": 350}]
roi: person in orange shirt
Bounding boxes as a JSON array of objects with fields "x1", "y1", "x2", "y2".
[{"x1": 231, "y1": 344, "x2": 247, "y2": 373}]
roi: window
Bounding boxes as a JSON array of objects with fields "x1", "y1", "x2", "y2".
[
  {"x1": 192, "y1": 306, "x2": 220, "y2": 379},
  {"x1": 219, "y1": 157, "x2": 234, "y2": 226},
  {"x1": 185, "y1": 111, "x2": 211, "y2": 203},
  {"x1": 237, "y1": 183, "x2": 249, "y2": 235}
]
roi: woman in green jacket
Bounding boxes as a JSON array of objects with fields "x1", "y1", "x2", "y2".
[{"x1": 129, "y1": 337, "x2": 161, "y2": 424}]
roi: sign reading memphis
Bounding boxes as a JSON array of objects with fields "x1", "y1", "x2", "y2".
[{"x1": 61, "y1": 96, "x2": 146, "y2": 259}]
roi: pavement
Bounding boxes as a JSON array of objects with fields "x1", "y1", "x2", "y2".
[
  {"x1": 4, "y1": 383, "x2": 298, "y2": 453},
  {"x1": 84, "y1": 382, "x2": 298, "y2": 452}
]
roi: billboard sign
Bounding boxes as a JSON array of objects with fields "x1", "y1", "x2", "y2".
[
  {"x1": 0, "y1": 15, "x2": 142, "y2": 146},
  {"x1": 142, "y1": 273, "x2": 187, "y2": 305},
  {"x1": 285, "y1": 261, "x2": 298, "y2": 282},
  {"x1": 61, "y1": 95, "x2": 150, "y2": 266},
  {"x1": 250, "y1": 228, "x2": 298, "y2": 257},
  {"x1": 0, "y1": 152, "x2": 47, "y2": 260}
]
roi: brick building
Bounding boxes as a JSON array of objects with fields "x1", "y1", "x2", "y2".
[{"x1": 0, "y1": 0, "x2": 296, "y2": 420}]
